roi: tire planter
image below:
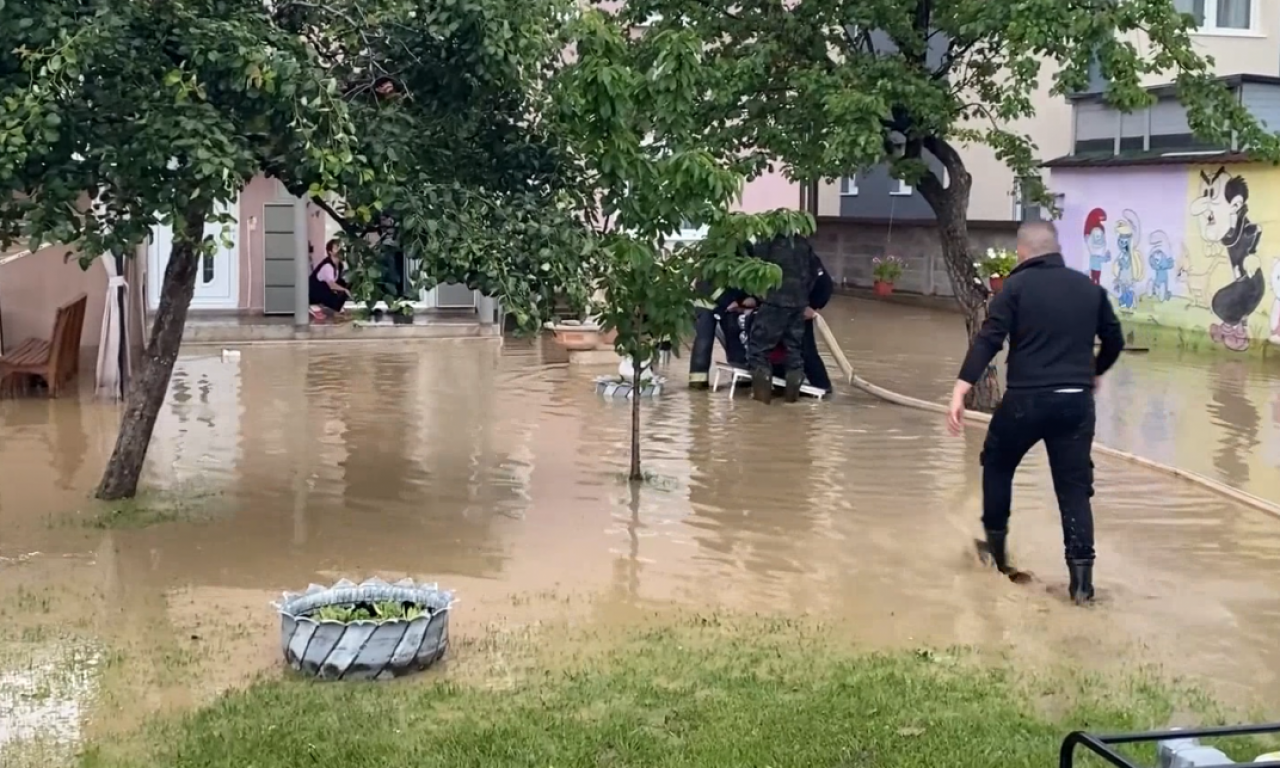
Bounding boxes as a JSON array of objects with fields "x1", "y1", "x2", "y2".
[
  {"x1": 274, "y1": 578, "x2": 455, "y2": 681},
  {"x1": 595, "y1": 375, "x2": 665, "y2": 398}
]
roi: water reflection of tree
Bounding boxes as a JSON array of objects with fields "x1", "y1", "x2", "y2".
[
  {"x1": 1208, "y1": 361, "x2": 1260, "y2": 490},
  {"x1": 333, "y1": 344, "x2": 517, "y2": 579},
  {"x1": 684, "y1": 397, "x2": 823, "y2": 580}
]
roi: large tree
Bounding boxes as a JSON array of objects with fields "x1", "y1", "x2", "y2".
[
  {"x1": 1, "y1": 0, "x2": 591, "y2": 499},
  {"x1": 627, "y1": 0, "x2": 1280, "y2": 409},
  {"x1": 1, "y1": 0, "x2": 355, "y2": 499}
]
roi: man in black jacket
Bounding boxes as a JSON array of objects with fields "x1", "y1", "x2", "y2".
[
  {"x1": 747, "y1": 235, "x2": 819, "y2": 403},
  {"x1": 946, "y1": 221, "x2": 1125, "y2": 605}
]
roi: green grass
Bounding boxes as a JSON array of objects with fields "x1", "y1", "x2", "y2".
[
  {"x1": 72, "y1": 615, "x2": 1279, "y2": 768},
  {"x1": 77, "y1": 487, "x2": 226, "y2": 530}
]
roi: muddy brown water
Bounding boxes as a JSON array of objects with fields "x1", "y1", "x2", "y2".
[{"x1": 3, "y1": 296, "x2": 1280, "y2": 755}]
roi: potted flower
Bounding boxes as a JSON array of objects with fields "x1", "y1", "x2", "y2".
[
  {"x1": 978, "y1": 247, "x2": 1017, "y2": 292},
  {"x1": 871, "y1": 255, "x2": 905, "y2": 296}
]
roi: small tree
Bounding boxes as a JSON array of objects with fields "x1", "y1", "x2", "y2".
[
  {"x1": 553, "y1": 10, "x2": 808, "y2": 481},
  {"x1": 629, "y1": 0, "x2": 1280, "y2": 410},
  {"x1": 0, "y1": 0, "x2": 354, "y2": 499}
]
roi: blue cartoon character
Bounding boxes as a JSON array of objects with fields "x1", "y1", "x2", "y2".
[
  {"x1": 1084, "y1": 207, "x2": 1110, "y2": 285},
  {"x1": 1112, "y1": 210, "x2": 1143, "y2": 310},
  {"x1": 1147, "y1": 230, "x2": 1175, "y2": 301}
]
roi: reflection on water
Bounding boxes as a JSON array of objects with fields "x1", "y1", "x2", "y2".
[
  {"x1": 0, "y1": 299, "x2": 1279, "y2": 749},
  {"x1": 819, "y1": 299, "x2": 1280, "y2": 505}
]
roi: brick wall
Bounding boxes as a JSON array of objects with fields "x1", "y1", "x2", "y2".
[{"x1": 811, "y1": 217, "x2": 1018, "y2": 297}]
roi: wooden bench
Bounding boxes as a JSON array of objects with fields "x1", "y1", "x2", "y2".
[{"x1": 0, "y1": 294, "x2": 88, "y2": 398}]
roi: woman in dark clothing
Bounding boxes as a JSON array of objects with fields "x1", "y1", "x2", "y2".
[{"x1": 309, "y1": 238, "x2": 352, "y2": 319}]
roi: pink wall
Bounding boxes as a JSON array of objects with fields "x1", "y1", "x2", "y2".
[
  {"x1": 0, "y1": 246, "x2": 107, "y2": 353},
  {"x1": 736, "y1": 168, "x2": 801, "y2": 213}
]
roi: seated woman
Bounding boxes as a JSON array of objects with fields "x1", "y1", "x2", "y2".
[{"x1": 309, "y1": 239, "x2": 352, "y2": 321}]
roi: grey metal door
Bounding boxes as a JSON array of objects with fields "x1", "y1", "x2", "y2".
[{"x1": 263, "y1": 203, "x2": 297, "y2": 314}]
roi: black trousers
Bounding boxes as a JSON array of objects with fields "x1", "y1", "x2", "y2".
[
  {"x1": 981, "y1": 389, "x2": 1096, "y2": 562},
  {"x1": 688, "y1": 307, "x2": 717, "y2": 384},
  {"x1": 747, "y1": 304, "x2": 805, "y2": 372}
]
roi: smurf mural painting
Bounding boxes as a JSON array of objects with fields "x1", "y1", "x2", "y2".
[{"x1": 1053, "y1": 163, "x2": 1280, "y2": 354}]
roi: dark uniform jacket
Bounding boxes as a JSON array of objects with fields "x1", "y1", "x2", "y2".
[{"x1": 751, "y1": 236, "x2": 818, "y2": 309}]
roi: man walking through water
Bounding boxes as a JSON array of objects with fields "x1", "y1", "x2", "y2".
[
  {"x1": 946, "y1": 222, "x2": 1125, "y2": 605},
  {"x1": 747, "y1": 234, "x2": 819, "y2": 403}
]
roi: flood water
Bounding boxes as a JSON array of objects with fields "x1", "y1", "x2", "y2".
[{"x1": 3, "y1": 296, "x2": 1280, "y2": 756}]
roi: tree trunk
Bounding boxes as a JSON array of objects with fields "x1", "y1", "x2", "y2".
[
  {"x1": 96, "y1": 204, "x2": 208, "y2": 500},
  {"x1": 628, "y1": 352, "x2": 642, "y2": 482},
  {"x1": 913, "y1": 137, "x2": 1002, "y2": 412}
]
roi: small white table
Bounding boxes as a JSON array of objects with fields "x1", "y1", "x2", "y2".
[{"x1": 710, "y1": 364, "x2": 827, "y2": 399}]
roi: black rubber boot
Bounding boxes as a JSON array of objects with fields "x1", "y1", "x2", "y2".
[
  {"x1": 975, "y1": 530, "x2": 1032, "y2": 583},
  {"x1": 751, "y1": 368, "x2": 773, "y2": 403},
  {"x1": 1067, "y1": 560, "x2": 1095, "y2": 605},
  {"x1": 784, "y1": 370, "x2": 804, "y2": 403},
  {"x1": 976, "y1": 529, "x2": 1013, "y2": 575}
]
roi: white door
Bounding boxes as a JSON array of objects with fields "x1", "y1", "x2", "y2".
[{"x1": 147, "y1": 199, "x2": 240, "y2": 310}]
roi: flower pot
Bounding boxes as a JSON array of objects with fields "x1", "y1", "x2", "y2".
[
  {"x1": 989, "y1": 275, "x2": 1005, "y2": 293},
  {"x1": 873, "y1": 280, "x2": 894, "y2": 297},
  {"x1": 549, "y1": 323, "x2": 604, "y2": 351}
]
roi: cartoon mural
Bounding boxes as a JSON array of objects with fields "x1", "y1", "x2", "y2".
[
  {"x1": 1053, "y1": 164, "x2": 1280, "y2": 355},
  {"x1": 1192, "y1": 168, "x2": 1265, "y2": 351}
]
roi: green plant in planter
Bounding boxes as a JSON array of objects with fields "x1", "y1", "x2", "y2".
[
  {"x1": 871, "y1": 255, "x2": 905, "y2": 283},
  {"x1": 312, "y1": 601, "x2": 427, "y2": 623},
  {"x1": 977, "y1": 247, "x2": 1017, "y2": 280}
]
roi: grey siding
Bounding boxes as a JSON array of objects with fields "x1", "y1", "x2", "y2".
[
  {"x1": 1075, "y1": 101, "x2": 1116, "y2": 145},
  {"x1": 1240, "y1": 81, "x2": 1280, "y2": 131},
  {"x1": 838, "y1": 151, "x2": 946, "y2": 221},
  {"x1": 1149, "y1": 97, "x2": 1192, "y2": 136}
]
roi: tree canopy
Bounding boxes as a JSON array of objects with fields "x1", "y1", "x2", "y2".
[
  {"x1": 266, "y1": 0, "x2": 593, "y2": 325},
  {"x1": 0, "y1": 0, "x2": 353, "y2": 260}
]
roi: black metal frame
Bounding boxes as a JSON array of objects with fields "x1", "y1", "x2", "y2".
[{"x1": 1061, "y1": 724, "x2": 1280, "y2": 768}]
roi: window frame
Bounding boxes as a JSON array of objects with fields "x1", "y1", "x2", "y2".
[
  {"x1": 1178, "y1": 0, "x2": 1261, "y2": 36},
  {"x1": 839, "y1": 176, "x2": 858, "y2": 196}
]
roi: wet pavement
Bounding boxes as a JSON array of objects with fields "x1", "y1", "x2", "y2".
[{"x1": 3, "y1": 297, "x2": 1280, "y2": 757}]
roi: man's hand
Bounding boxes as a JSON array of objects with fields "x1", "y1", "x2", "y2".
[
  {"x1": 726, "y1": 302, "x2": 739, "y2": 312},
  {"x1": 1093, "y1": 375, "x2": 1102, "y2": 393},
  {"x1": 803, "y1": 307, "x2": 817, "y2": 320},
  {"x1": 741, "y1": 298, "x2": 757, "y2": 308},
  {"x1": 946, "y1": 380, "x2": 973, "y2": 436}
]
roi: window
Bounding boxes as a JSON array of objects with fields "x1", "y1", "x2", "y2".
[
  {"x1": 839, "y1": 176, "x2": 858, "y2": 195},
  {"x1": 1174, "y1": 0, "x2": 1256, "y2": 33},
  {"x1": 890, "y1": 178, "x2": 912, "y2": 196},
  {"x1": 668, "y1": 219, "x2": 707, "y2": 245}
]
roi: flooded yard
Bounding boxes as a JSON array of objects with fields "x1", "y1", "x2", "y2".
[{"x1": 3, "y1": 297, "x2": 1280, "y2": 761}]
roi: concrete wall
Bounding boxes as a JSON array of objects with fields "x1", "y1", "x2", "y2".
[
  {"x1": 1051, "y1": 162, "x2": 1280, "y2": 356},
  {"x1": 0, "y1": 246, "x2": 106, "y2": 356},
  {"x1": 810, "y1": 217, "x2": 1017, "y2": 297}
]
